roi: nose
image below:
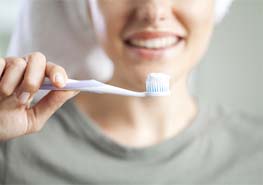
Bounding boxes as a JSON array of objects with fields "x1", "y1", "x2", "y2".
[{"x1": 134, "y1": 0, "x2": 171, "y2": 24}]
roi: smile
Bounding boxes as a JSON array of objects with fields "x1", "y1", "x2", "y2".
[
  {"x1": 127, "y1": 36, "x2": 179, "y2": 49},
  {"x1": 124, "y1": 31, "x2": 185, "y2": 60},
  {"x1": 124, "y1": 31, "x2": 183, "y2": 50}
]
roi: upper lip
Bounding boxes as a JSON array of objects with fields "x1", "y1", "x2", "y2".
[{"x1": 124, "y1": 30, "x2": 185, "y2": 41}]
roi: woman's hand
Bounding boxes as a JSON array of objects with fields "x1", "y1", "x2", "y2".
[{"x1": 0, "y1": 52, "x2": 79, "y2": 142}]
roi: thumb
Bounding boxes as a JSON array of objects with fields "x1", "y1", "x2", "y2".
[{"x1": 26, "y1": 90, "x2": 79, "y2": 134}]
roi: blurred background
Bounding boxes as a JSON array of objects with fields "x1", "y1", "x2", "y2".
[
  {"x1": 0, "y1": 0, "x2": 262, "y2": 115},
  {"x1": 0, "y1": 0, "x2": 20, "y2": 56}
]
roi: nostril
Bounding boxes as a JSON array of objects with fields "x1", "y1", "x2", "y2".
[
  {"x1": 141, "y1": 11, "x2": 166, "y2": 24},
  {"x1": 135, "y1": 3, "x2": 168, "y2": 24},
  {"x1": 160, "y1": 16, "x2": 166, "y2": 21}
]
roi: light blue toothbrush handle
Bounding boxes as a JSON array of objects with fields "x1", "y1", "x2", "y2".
[
  {"x1": 40, "y1": 79, "x2": 105, "y2": 90},
  {"x1": 40, "y1": 79, "x2": 146, "y2": 97}
]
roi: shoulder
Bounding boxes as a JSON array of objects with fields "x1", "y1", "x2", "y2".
[
  {"x1": 201, "y1": 102, "x2": 263, "y2": 131},
  {"x1": 214, "y1": 104, "x2": 263, "y2": 138},
  {"x1": 202, "y1": 103, "x2": 263, "y2": 152}
]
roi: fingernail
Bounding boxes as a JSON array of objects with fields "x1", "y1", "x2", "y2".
[
  {"x1": 19, "y1": 92, "x2": 30, "y2": 105},
  {"x1": 55, "y1": 73, "x2": 64, "y2": 85}
]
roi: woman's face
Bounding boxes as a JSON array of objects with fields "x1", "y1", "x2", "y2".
[{"x1": 88, "y1": 0, "x2": 215, "y2": 90}]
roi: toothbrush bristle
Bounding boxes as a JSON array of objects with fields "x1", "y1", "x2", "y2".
[{"x1": 146, "y1": 73, "x2": 170, "y2": 96}]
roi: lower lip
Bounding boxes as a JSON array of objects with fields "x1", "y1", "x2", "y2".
[{"x1": 125, "y1": 40, "x2": 184, "y2": 61}]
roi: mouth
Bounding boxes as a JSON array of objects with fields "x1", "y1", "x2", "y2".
[
  {"x1": 123, "y1": 31, "x2": 185, "y2": 60},
  {"x1": 126, "y1": 36, "x2": 180, "y2": 49}
]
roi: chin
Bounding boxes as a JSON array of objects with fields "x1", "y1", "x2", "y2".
[{"x1": 116, "y1": 64, "x2": 173, "y2": 91}]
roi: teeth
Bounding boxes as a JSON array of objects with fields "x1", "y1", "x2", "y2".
[{"x1": 129, "y1": 37, "x2": 178, "y2": 49}]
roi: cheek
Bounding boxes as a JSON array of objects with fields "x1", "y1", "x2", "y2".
[
  {"x1": 175, "y1": 0, "x2": 214, "y2": 31},
  {"x1": 176, "y1": 1, "x2": 214, "y2": 59},
  {"x1": 94, "y1": 3, "x2": 129, "y2": 63},
  {"x1": 102, "y1": 21, "x2": 126, "y2": 66},
  {"x1": 164, "y1": 0, "x2": 214, "y2": 79}
]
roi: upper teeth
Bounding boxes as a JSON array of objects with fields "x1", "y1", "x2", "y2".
[{"x1": 129, "y1": 37, "x2": 178, "y2": 49}]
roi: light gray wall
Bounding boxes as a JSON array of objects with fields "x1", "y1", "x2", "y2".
[
  {"x1": 196, "y1": 0, "x2": 263, "y2": 115},
  {"x1": 0, "y1": 0, "x2": 19, "y2": 56}
]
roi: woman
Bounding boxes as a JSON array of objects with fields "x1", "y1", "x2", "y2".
[{"x1": 1, "y1": 0, "x2": 263, "y2": 184}]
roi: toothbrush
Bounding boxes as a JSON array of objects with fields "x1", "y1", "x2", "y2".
[{"x1": 40, "y1": 73, "x2": 170, "y2": 97}]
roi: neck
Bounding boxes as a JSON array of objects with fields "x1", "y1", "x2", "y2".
[{"x1": 74, "y1": 73, "x2": 198, "y2": 148}]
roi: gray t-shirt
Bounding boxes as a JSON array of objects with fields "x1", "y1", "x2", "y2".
[{"x1": 0, "y1": 100, "x2": 263, "y2": 184}]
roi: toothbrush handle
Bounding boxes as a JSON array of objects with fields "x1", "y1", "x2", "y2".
[
  {"x1": 40, "y1": 79, "x2": 104, "y2": 91},
  {"x1": 40, "y1": 79, "x2": 146, "y2": 97}
]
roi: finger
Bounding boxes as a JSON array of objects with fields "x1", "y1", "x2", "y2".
[
  {"x1": 0, "y1": 58, "x2": 27, "y2": 97},
  {"x1": 26, "y1": 90, "x2": 79, "y2": 134},
  {"x1": 17, "y1": 52, "x2": 47, "y2": 105},
  {"x1": 46, "y1": 62, "x2": 68, "y2": 88},
  {"x1": 0, "y1": 58, "x2": 6, "y2": 78}
]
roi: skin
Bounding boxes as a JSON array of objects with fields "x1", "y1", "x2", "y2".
[
  {"x1": 75, "y1": 0, "x2": 215, "y2": 147},
  {"x1": 0, "y1": 53, "x2": 79, "y2": 141},
  {"x1": 0, "y1": 0, "x2": 214, "y2": 145}
]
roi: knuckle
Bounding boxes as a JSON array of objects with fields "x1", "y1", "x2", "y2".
[
  {"x1": 17, "y1": 59, "x2": 27, "y2": 69},
  {"x1": 47, "y1": 62, "x2": 67, "y2": 79},
  {"x1": 23, "y1": 79, "x2": 39, "y2": 92},
  {"x1": 54, "y1": 65, "x2": 64, "y2": 71},
  {"x1": 59, "y1": 66, "x2": 66, "y2": 74},
  {"x1": 30, "y1": 52, "x2": 46, "y2": 63},
  {"x1": 0, "y1": 85, "x2": 12, "y2": 96},
  {"x1": 9, "y1": 58, "x2": 27, "y2": 69},
  {"x1": 53, "y1": 65, "x2": 66, "y2": 75}
]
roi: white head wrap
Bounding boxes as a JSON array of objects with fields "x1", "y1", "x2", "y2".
[{"x1": 7, "y1": 0, "x2": 233, "y2": 81}]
